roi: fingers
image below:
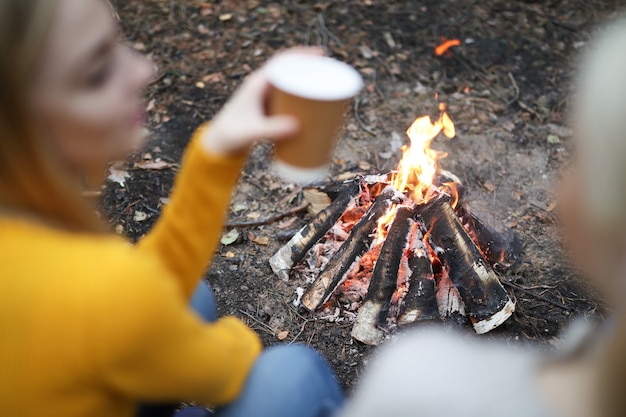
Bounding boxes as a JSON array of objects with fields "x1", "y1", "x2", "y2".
[{"x1": 255, "y1": 116, "x2": 299, "y2": 142}]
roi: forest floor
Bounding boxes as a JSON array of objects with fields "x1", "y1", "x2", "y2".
[{"x1": 106, "y1": 0, "x2": 623, "y2": 390}]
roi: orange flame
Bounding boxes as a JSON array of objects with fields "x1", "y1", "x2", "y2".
[
  {"x1": 390, "y1": 109, "x2": 456, "y2": 203},
  {"x1": 435, "y1": 39, "x2": 461, "y2": 56},
  {"x1": 374, "y1": 106, "x2": 456, "y2": 243},
  {"x1": 441, "y1": 182, "x2": 460, "y2": 209},
  {"x1": 375, "y1": 205, "x2": 397, "y2": 245}
]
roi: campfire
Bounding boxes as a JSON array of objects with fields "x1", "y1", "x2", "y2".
[{"x1": 270, "y1": 106, "x2": 520, "y2": 345}]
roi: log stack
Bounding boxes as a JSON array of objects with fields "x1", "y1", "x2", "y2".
[{"x1": 270, "y1": 177, "x2": 521, "y2": 345}]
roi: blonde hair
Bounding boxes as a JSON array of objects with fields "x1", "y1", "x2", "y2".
[
  {"x1": 574, "y1": 19, "x2": 626, "y2": 417},
  {"x1": 0, "y1": 0, "x2": 105, "y2": 233},
  {"x1": 574, "y1": 20, "x2": 626, "y2": 251}
]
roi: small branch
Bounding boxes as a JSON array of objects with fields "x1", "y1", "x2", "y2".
[
  {"x1": 238, "y1": 309, "x2": 276, "y2": 336},
  {"x1": 353, "y1": 98, "x2": 377, "y2": 137},
  {"x1": 226, "y1": 203, "x2": 310, "y2": 228},
  {"x1": 506, "y1": 72, "x2": 520, "y2": 105},
  {"x1": 502, "y1": 281, "x2": 571, "y2": 311}
]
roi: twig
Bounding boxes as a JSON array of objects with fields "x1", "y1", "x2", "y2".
[
  {"x1": 506, "y1": 72, "x2": 520, "y2": 105},
  {"x1": 225, "y1": 203, "x2": 310, "y2": 228},
  {"x1": 353, "y1": 98, "x2": 377, "y2": 137},
  {"x1": 502, "y1": 281, "x2": 571, "y2": 311},
  {"x1": 238, "y1": 309, "x2": 276, "y2": 336}
]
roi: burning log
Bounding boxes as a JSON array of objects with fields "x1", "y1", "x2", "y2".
[
  {"x1": 270, "y1": 180, "x2": 361, "y2": 280},
  {"x1": 301, "y1": 187, "x2": 403, "y2": 311},
  {"x1": 352, "y1": 206, "x2": 416, "y2": 345},
  {"x1": 419, "y1": 197, "x2": 515, "y2": 334},
  {"x1": 397, "y1": 223, "x2": 440, "y2": 326},
  {"x1": 456, "y1": 205, "x2": 523, "y2": 269}
]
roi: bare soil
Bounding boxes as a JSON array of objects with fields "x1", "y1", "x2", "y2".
[{"x1": 105, "y1": 0, "x2": 621, "y2": 391}]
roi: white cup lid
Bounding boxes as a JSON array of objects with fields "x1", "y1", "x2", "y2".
[{"x1": 266, "y1": 54, "x2": 363, "y2": 101}]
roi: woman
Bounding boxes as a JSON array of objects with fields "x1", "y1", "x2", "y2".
[
  {"x1": 338, "y1": 19, "x2": 626, "y2": 417},
  {"x1": 0, "y1": 1, "x2": 343, "y2": 417}
]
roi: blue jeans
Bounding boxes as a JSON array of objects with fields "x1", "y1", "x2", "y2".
[{"x1": 137, "y1": 281, "x2": 344, "y2": 417}]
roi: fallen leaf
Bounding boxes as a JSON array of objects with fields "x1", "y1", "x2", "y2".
[
  {"x1": 134, "y1": 211, "x2": 148, "y2": 222},
  {"x1": 359, "y1": 45, "x2": 374, "y2": 59},
  {"x1": 232, "y1": 203, "x2": 248, "y2": 213},
  {"x1": 276, "y1": 330, "x2": 289, "y2": 341},
  {"x1": 108, "y1": 167, "x2": 130, "y2": 187},
  {"x1": 303, "y1": 189, "x2": 332, "y2": 214},
  {"x1": 277, "y1": 217, "x2": 297, "y2": 229},
  {"x1": 248, "y1": 232, "x2": 269, "y2": 245},
  {"x1": 195, "y1": 81, "x2": 206, "y2": 89},
  {"x1": 358, "y1": 161, "x2": 371, "y2": 170},
  {"x1": 246, "y1": 211, "x2": 261, "y2": 220},
  {"x1": 483, "y1": 182, "x2": 496, "y2": 192},
  {"x1": 225, "y1": 251, "x2": 236, "y2": 258},
  {"x1": 547, "y1": 134, "x2": 561, "y2": 144},
  {"x1": 547, "y1": 201, "x2": 558, "y2": 212},
  {"x1": 202, "y1": 72, "x2": 225, "y2": 84},
  {"x1": 220, "y1": 229, "x2": 240, "y2": 245},
  {"x1": 219, "y1": 13, "x2": 233, "y2": 21}
]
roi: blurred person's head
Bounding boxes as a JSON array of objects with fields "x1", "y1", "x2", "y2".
[
  {"x1": 564, "y1": 21, "x2": 626, "y2": 304},
  {"x1": 565, "y1": 19, "x2": 626, "y2": 417},
  {"x1": 0, "y1": 0, "x2": 154, "y2": 231}
]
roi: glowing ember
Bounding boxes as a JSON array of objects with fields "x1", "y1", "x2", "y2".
[{"x1": 434, "y1": 38, "x2": 461, "y2": 56}]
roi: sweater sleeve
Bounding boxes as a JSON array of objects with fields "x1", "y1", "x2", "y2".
[
  {"x1": 92, "y1": 253, "x2": 261, "y2": 406},
  {"x1": 136, "y1": 123, "x2": 247, "y2": 298}
]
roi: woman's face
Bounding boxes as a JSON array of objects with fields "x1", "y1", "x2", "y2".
[{"x1": 32, "y1": 0, "x2": 155, "y2": 176}]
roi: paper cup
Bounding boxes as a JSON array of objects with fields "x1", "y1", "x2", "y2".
[{"x1": 266, "y1": 54, "x2": 363, "y2": 184}]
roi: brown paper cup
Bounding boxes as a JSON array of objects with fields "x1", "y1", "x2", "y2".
[{"x1": 266, "y1": 54, "x2": 363, "y2": 184}]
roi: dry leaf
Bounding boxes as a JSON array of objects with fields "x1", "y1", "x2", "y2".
[
  {"x1": 248, "y1": 232, "x2": 269, "y2": 245},
  {"x1": 246, "y1": 211, "x2": 261, "y2": 219},
  {"x1": 358, "y1": 161, "x2": 371, "y2": 170},
  {"x1": 547, "y1": 134, "x2": 561, "y2": 144},
  {"x1": 225, "y1": 251, "x2": 236, "y2": 258},
  {"x1": 303, "y1": 189, "x2": 332, "y2": 214},
  {"x1": 108, "y1": 168, "x2": 130, "y2": 187},
  {"x1": 232, "y1": 203, "x2": 248, "y2": 213},
  {"x1": 277, "y1": 217, "x2": 297, "y2": 229},
  {"x1": 483, "y1": 182, "x2": 496, "y2": 192},
  {"x1": 220, "y1": 229, "x2": 240, "y2": 245},
  {"x1": 547, "y1": 201, "x2": 558, "y2": 212},
  {"x1": 134, "y1": 211, "x2": 148, "y2": 222},
  {"x1": 219, "y1": 13, "x2": 233, "y2": 21},
  {"x1": 276, "y1": 330, "x2": 289, "y2": 341}
]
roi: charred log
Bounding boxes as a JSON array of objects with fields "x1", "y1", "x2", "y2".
[
  {"x1": 456, "y1": 204, "x2": 523, "y2": 269},
  {"x1": 351, "y1": 206, "x2": 415, "y2": 345},
  {"x1": 420, "y1": 198, "x2": 515, "y2": 334},
  {"x1": 301, "y1": 187, "x2": 403, "y2": 311},
  {"x1": 270, "y1": 180, "x2": 361, "y2": 280},
  {"x1": 397, "y1": 223, "x2": 440, "y2": 326}
]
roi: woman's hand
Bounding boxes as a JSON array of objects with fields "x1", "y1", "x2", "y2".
[{"x1": 201, "y1": 47, "x2": 323, "y2": 156}]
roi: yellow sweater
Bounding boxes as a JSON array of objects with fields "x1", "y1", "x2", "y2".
[{"x1": 0, "y1": 125, "x2": 262, "y2": 417}]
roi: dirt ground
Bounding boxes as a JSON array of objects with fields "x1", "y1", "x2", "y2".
[{"x1": 105, "y1": 0, "x2": 622, "y2": 390}]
